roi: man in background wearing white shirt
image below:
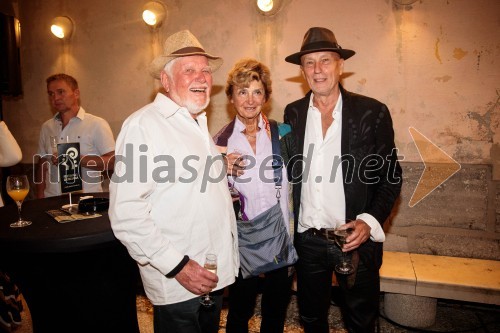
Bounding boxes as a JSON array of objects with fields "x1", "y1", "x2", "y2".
[{"x1": 35, "y1": 73, "x2": 115, "y2": 198}]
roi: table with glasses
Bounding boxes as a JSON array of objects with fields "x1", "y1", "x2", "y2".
[{"x1": 0, "y1": 192, "x2": 140, "y2": 333}]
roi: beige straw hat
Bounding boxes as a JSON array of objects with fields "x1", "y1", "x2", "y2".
[{"x1": 149, "y1": 30, "x2": 223, "y2": 79}]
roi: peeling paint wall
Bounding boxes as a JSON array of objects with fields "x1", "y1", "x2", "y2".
[
  {"x1": 2, "y1": 0, "x2": 499, "y2": 176},
  {"x1": 2, "y1": 0, "x2": 499, "y2": 259}
]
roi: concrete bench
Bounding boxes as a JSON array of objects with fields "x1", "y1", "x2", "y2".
[
  {"x1": 290, "y1": 251, "x2": 500, "y2": 327},
  {"x1": 379, "y1": 251, "x2": 500, "y2": 328},
  {"x1": 292, "y1": 251, "x2": 500, "y2": 328}
]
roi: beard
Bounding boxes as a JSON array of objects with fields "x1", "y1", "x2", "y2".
[
  {"x1": 183, "y1": 97, "x2": 210, "y2": 115},
  {"x1": 168, "y1": 87, "x2": 210, "y2": 115}
]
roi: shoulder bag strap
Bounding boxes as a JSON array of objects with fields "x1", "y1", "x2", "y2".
[{"x1": 269, "y1": 120, "x2": 282, "y2": 200}]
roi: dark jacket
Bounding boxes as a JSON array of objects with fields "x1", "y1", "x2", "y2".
[{"x1": 283, "y1": 84, "x2": 402, "y2": 270}]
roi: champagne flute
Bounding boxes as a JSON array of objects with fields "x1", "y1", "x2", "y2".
[
  {"x1": 49, "y1": 136, "x2": 58, "y2": 154},
  {"x1": 199, "y1": 253, "x2": 217, "y2": 307},
  {"x1": 333, "y1": 227, "x2": 355, "y2": 274},
  {"x1": 6, "y1": 175, "x2": 32, "y2": 228},
  {"x1": 227, "y1": 149, "x2": 245, "y2": 198},
  {"x1": 228, "y1": 179, "x2": 239, "y2": 199},
  {"x1": 49, "y1": 136, "x2": 58, "y2": 165},
  {"x1": 229, "y1": 149, "x2": 247, "y2": 172}
]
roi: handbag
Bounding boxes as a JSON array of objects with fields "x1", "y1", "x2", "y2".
[{"x1": 237, "y1": 120, "x2": 298, "y2": 279}]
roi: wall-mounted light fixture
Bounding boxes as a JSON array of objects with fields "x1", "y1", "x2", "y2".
[
  {"x1": 256, "y1": 0, "x2": 283, "y2": 16},
  {"x1": 50, "y1": 16, "x2": 74, "y2": 40},
  {"x1": 393, "y1": 0, "x2": 419, "y2": 9},
  {"x1": 142, "y1": 1, "x2": 166, "y2": 28},
  {"x1": 393, "y1": 0, "x2": 418, "y2": 5}
]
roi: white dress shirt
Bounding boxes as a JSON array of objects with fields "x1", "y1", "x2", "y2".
[
  {"x1": 37, "y1": 107, "x2": 115, "y2": 197},
  {"x1": 109, "y1": 93, "x2": 239, "y2": 305},
  {"x1": 298, "y1": 93, "x2": 385, "y2": 242},
  {"x1": 0, "y1": 121, "x2": 23, "y2": 207},
  {"x1": 0, "y1": 121, "x2": 22, "y2": 167}
]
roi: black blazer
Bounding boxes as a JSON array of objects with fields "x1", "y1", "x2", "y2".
[{"x1": 283, "y1": 84, "x2": 402, "y2": 270}]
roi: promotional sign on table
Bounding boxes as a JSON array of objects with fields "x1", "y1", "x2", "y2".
[{"x1": 57, "y1": 142, "x2": 83, "y2": 193}]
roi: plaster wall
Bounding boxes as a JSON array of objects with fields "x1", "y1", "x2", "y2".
[
  {"x1": 3, "y1": 0, "x2": 499, "y2": 168},
  {"x1": 1, "y1": 0, "x2": 499, "y2": 257}
]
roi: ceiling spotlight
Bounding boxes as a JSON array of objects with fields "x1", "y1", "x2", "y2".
[
  {"x1": 50, "y1": 16, "x2": 74, "y2": 40},
  {"x1": 142, "y1": 1, "x2": 166, "y2": 28}
]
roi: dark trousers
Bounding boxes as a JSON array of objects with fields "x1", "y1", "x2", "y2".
[
  {"x1": 226, "y1": 267, "x2": 292, "y2": 333},
  {"x1": 295, "y1": 231, "x2": 380, "y2": 333},
  {"x1": 153, "y1": 289, "x2": 224, "y2": 333}
]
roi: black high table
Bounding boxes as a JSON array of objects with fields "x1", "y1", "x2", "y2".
[{"x1": 0, "y1": 193, "x2": 140, "y2": 333}]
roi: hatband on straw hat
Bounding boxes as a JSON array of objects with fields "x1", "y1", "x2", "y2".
[
  {"x1": 149, "y1": 30, "x2": 223, "y2": 79},
  {"x1": 285, "y1": 27, "x2": 355, "y2": 65}
]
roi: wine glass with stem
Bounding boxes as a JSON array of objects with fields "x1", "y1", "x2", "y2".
[
  {"x1": 199, "y1": 253, "x2": 217, "y2": 307},
  {"x1": 228, "y1": 180, "x2": 239, "y2": 199},
  {"x1": 6, "y1": 175, "x2": 32, "y2": 228},
  {"x1": 49, "y1": 136, "x2": 58, "y2": 164},
  {"x1": 333, "y1": 226, "x2": 355, "y2": 274},
  {"x1": 227, "y1": 149, "x2": 246, "y2": 198}
]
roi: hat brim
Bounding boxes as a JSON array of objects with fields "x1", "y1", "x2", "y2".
[
  {"x1": 285, "y1": 48, "x2": 355, "y2": 65},
  {"x1": 149, "y1": 53, "x2": 223, "y2": 79}
]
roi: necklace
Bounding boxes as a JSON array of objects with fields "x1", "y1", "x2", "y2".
[{"x1": 243, "y1": 129, "x2": 257, "y2": 138}]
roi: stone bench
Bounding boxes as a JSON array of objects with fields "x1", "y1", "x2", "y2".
[
  {"x1": 290, "y1": 251, "x2": 500, "y2": 328},
  {"x1": 379, "y1": 251, "x2": 500, "y2": 328}
]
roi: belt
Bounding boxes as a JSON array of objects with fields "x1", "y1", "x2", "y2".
[{"x1": 305, "y1": 228, "x2": 336, "y2": 241}]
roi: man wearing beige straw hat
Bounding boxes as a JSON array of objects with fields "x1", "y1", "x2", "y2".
[
  {"x1": 109, "y1": 30, "x2": 239, "y2": 333},
  {"x1": 283, "y1": 27, "x2": 402, "y2": 332}
]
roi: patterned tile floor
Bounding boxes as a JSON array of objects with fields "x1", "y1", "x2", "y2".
[
  {"x1": 135, "y1": 294, "x2": 500, "y2": 333},
  {"x1": 13, "y1": 293, "x2": 500, "y2": 333}
]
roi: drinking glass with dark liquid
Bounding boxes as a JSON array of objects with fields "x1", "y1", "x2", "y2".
[{"x1": 333, "y1": 227, "x2": 355, "y2": 274}]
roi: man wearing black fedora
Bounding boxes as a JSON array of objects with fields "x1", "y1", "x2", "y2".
[{"x1": 283, "y1": 27, "x2": 402, "y2": 332}]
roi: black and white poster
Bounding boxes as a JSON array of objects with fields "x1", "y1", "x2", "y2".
[{"x1": 57, "y1": 142, "x2": 83, "y2": 193}]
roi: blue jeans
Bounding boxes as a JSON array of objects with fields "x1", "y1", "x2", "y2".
[
  {"x1": 153, "y1": 289, "x2": 224, "y2": 333},
  {"x1": 295, "y1": 231, "x2": 380, "y2": 333}
]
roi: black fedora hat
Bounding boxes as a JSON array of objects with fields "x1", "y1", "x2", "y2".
[{"x1": 285, "y1": 27, "x2": 355, "y2": 65}]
